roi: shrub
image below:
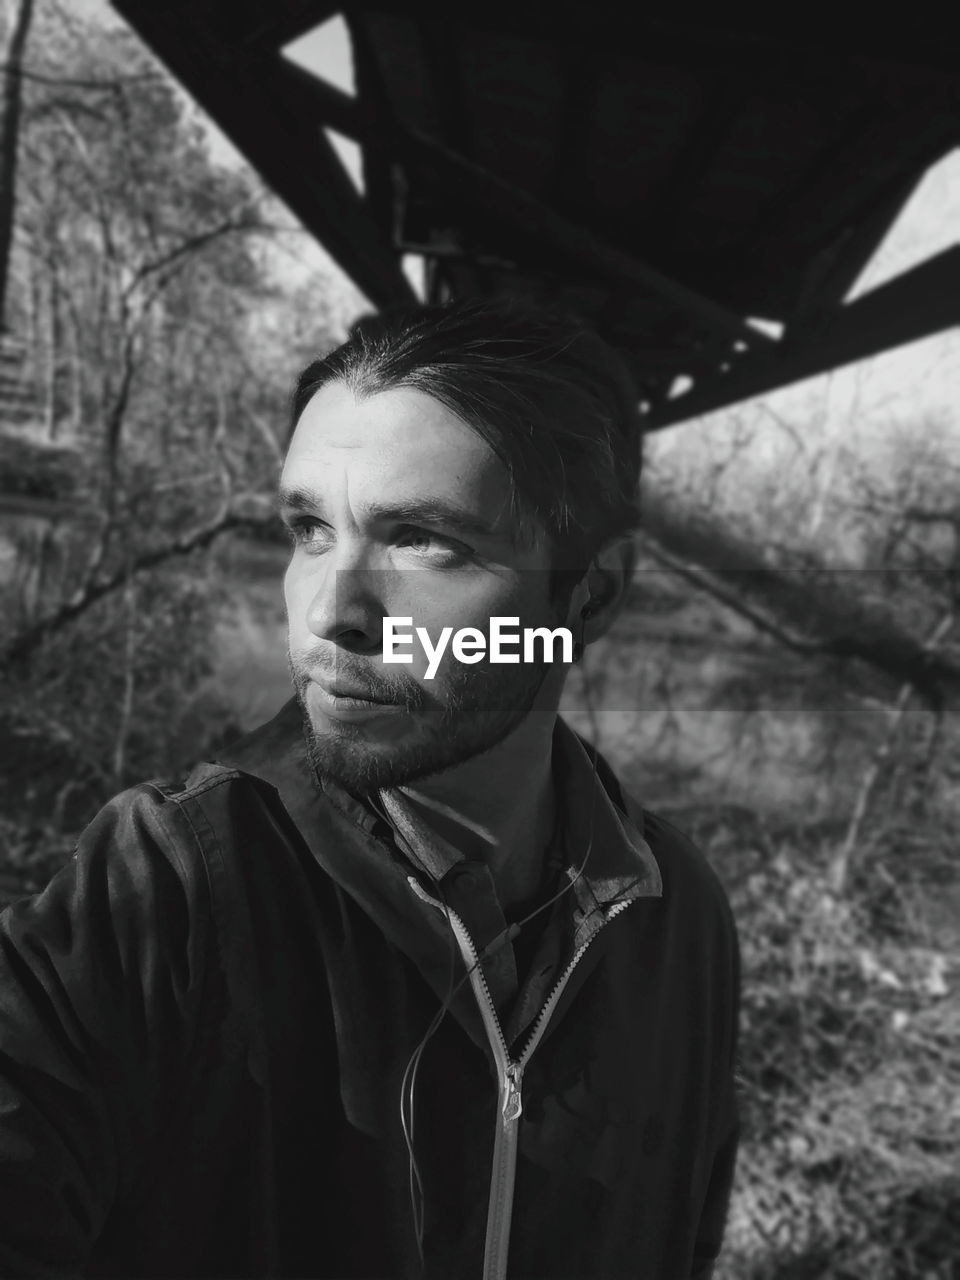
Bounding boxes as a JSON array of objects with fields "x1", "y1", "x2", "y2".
[
  {"x1": 0, "y1": 557, "x2": 237, "y2": 894},
  {"x1": 693, "y1": 812, "x2": 960, "y2": 1278}
]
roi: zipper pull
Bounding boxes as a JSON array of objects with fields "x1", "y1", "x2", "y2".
[{"x1": 502, "y1": 1063, "x2": 524, "y2": 1123}]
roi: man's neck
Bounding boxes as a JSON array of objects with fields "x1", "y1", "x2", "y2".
[{"x1": 391, "y1": 708, "x2": 559, "y2": 914}]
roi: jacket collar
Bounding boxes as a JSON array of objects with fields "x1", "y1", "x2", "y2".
[
  {"x1": 216, "y1": 699, "x2": 662, "y2": 1050},
  {"x1": 219, "y1": 698, "x2": 660, "y2": 906}
]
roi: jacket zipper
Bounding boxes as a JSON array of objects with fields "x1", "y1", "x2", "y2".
[{"x1": 407, "y1": 876, "x2": 635, "y2": 1280}]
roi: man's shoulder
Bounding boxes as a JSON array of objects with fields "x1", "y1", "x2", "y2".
[
  {"x1": 68, "y1": 701, "x2": 333, "y2": 909},
  {"x1": 0, "y1": 767, "x2": 258, "y2": 974},
  {"x1": 619, "y1": 785, "x2": 736, "y2": 934},
  {"x1": 630, "y1": 801, "x2": 713, "y2": 882},
  {"x1": 88, "y1": 761, "x2": 257, "y2": 840},
  {"x1": 567, "y1": 724, "x2": 733, "y2": 926},
  {"x1": 618, "y1": 790, "x2": 741, "y2": 1051},
  {"x1": 29, "y1": 751, "x2": 282, "y2": 923},
  {"x1": 98, "y1": 698, "x2": 306, "y2": 847}
]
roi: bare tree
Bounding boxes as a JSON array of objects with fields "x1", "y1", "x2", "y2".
[{"x1": 0, "y1": 0, "x2": 35, "y2": 327}]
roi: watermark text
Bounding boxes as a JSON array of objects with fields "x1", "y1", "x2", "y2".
[{"x1": 383, "y1": 617, "x2": 573, "y2": 679}]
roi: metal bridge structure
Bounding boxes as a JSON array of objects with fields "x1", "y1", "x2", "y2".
[{"x1": 109, "y1": 2, "x2": 959, "y2": 431}]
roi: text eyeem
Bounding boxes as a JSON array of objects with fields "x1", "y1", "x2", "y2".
[{"x1": 383, "y1": 617, "x2": 574, "y2": 680}]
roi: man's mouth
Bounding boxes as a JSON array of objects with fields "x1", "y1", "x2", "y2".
[
  {"x1": 308, "y1": 678, "x2": 406, "y2": 723},
  {"x1": 317, "y1": 678, "x2": 395, "y2": 704}
]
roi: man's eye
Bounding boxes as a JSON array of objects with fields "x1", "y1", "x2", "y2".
[
  {"x1": 285, "y1": 517, "x2": 333, "y2": 548},
  {"x1": 403, "y1": 531, "x2": 436, "y2": 552},
  {"x1": 397, "y1": 528, "x2": 472, "y2": 563}
]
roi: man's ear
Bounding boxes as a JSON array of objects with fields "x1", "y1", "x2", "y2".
[{"x1": 567, "y1": 533, "x2": 636, "y2": 644}]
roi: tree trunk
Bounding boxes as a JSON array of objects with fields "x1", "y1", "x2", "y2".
[
  {"x1": 639, "y1": 491, "x2": 960, "y2": 706},
  {"x1": 64, "y1": 291, "x2": 83, "y2": 434},
  {"x1": 44, "y1": 265, "x2": 59, "y2": 439},
  {"x1": 0, "y1": 0, "x2": 36, "y2": 330}
]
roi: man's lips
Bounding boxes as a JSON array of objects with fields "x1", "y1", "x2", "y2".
[
  {"x1": 313, "y1": 677, "x2": 396, "y2": 704},
  {"x1": 308, "y1": 677, "x2": 406, "y2": 723}
]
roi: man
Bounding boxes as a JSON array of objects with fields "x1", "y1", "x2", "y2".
[{"x1": 0, "y1": 298, "x2": 739, "y2": 1278}]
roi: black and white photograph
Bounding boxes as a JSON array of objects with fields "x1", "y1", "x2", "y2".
[{"x1": 0, "y1": 5, "x2": 957, "y2": 1277}]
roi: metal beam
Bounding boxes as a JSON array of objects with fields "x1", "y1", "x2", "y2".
[
  {"x1": 415, "y1": 14, "x2": 474, "y2": 154},
  {"x1": 275, "y1": 57, "x2": 364, "y2": 136},
  {"x1": 545, "y1": 48, "x2": 603, "y2": 218},
  {"x1": 646, "y1": 246, "x2": 960, "y2": 429},
  {"x1": 236, "y1": 2, "x2": 341, "y2": 53},
  {"x1": 730, "y1": 103, "x2": 958, "y2": 275},
  {"x1": 273, "y1": 62, "x2": 773, "y2": 350},
  {"x1": 398, "y1": 137, "x2": 774, "y2": 349},
  {"x1": 788, "y1": 173, "x2": 921, "y2": 324},
  {"x1": 645, "y1": 75, "x2": 752, "y2": 238},
  {"x1": 338, "y1": 4, "x2": 960, "y2": 81},
  {"x1": 111, "y1": 1, "x2": 416, "y2": 309}
]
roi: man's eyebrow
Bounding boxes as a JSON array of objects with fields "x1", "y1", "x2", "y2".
[
  {"x1": 277, "y1": 485, "x2": 320, "y2": 515},
  {"x1": 277, "y1": 487, "x2": 514, "y2": 544},
  {"x1": 372, "y1": 499, "x2": 512, "y2": 542}
]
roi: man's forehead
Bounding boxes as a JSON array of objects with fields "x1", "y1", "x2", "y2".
[
  {"x1": 281, "y1": 380, "x2": 544, "y2": 550},
  {"x1": 285, "y1": 383, "x2": 490, "y2": 491},
  {"x1": 289, "y1": 381, "x2": 484, "y2": 454}
]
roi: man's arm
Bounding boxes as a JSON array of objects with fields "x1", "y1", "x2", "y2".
[
  {"x1": 691, "y1": 893, "x2": 742, "y2": 1280},
  {"x1": 690, "y1": 1096, "x2": 740, "y2": 1279},
  {"x1": 0, "y1": 786, "x2": 211, "y2": 1276}
]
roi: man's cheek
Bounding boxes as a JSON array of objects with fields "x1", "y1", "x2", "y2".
[
  {"x1": 284, "y1": 578, "x2": 313, "y2": 630},
  {"x1": 281, "y1": 574, "x2": 299, "y2": 624}
]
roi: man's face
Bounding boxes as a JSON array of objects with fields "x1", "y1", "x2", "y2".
[{"x1": 281, "y1": 380, "x2": 569, "y2": 793}]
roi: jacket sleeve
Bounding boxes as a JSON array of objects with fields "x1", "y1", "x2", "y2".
[
  {"x1": 690, "y1": 892, "x2": 742, "y2": 1280},
  {"x1": 0, "y1": 785, "x2": 212, "y2": 1277},
  {"x1": 690, "y1": 1093, "x2": 740, "y2": 1278}
]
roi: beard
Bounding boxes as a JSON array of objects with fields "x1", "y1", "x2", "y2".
[{"x1": 289, "y1": 642, "x2": 554, "y2": 794}]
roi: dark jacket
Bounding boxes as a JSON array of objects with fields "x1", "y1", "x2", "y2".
[{"x1": 0, "y1": 700, "x2": 740, "y2": 1279}]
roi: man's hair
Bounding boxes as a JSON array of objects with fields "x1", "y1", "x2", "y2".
[{"x1": 290, "y1": 295, "x2": 643, "y2": 594}]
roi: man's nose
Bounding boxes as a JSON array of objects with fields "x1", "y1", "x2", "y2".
[{"x1": 305, "y1": 562, "x2": 386, "y2": 655}]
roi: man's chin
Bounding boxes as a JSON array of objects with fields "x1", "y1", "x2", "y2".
[
  {"x1": 298, "y1": 701, "x2": 539, "y2": 794},
  {"x1": 294, "y1": 697, "x2": 435, "y2": 792},
  {"x1": 303, "y1": 729, "x2": 458, "y2": 794},
  {"x1": 293, "y1": 660, "x2": 551, "y2": 794}
]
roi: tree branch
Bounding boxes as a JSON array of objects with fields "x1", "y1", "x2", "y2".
[
  {"x1": 0, "y1": 63, "x2": 162, "y2": 91},
  {"x1": 638, "y1": 537, "x2": 830, "y2": 656},
  {"x1": 3, "y1": 509, "x2": 278, "y2": 666},
  {"x1": 636, "y1": 532, "x2": 960, "y2": 708},
  {"x1": 638, "y1": 494, "x2": 960, "y2": 707},
  {"x1": 122, "y1": 213, "x2": 262, "y2": 300},
  {"x1": 830, "y1": 608, "x2": 956, "y2": 893}
]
